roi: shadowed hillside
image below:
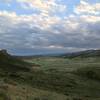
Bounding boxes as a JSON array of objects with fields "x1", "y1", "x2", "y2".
[{"x1": 0, "y1": 49, "x2": 31, "y2": 72}]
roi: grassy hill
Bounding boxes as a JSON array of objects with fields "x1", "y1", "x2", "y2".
[
  {"x1": 0, "y1": 50, "x2": 31, "y2": 72},
  {"x1": 0, "y1": 49, "x2": 100, "y2": 100}
]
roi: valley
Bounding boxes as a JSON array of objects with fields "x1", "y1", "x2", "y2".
[{"x1": 0, "y1": 50, "x2": 100, "y2": 100}]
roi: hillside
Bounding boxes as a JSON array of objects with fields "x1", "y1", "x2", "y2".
[
  {"x1": 0, "y1": 50, "x2": 31, "y2": 72},
  {"x1": 0, "y1": 49, "x2": 100, "y2": 100},
  {"x1": 62, "y1": 49, "x2": 100, "y2": 58}
]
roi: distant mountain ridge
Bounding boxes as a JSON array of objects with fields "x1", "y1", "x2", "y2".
[
  {"x1": 62, "y1": 49, "x2": 100, "y2": 58},
  {"x1": 1, "y1": 49, "x2": 100, "y2": 58}
]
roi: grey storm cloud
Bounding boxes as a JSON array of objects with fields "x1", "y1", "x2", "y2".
[{"x1": 0, "y1": 9, "x2": 100, "y2": 55}]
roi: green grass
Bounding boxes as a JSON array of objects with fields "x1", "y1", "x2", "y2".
[
  {"x1": 22, "y1": 57, "x2": 100, "y2": 98},
  {"x1": 24, "y1": 57, "x2": 100, "y2": 72},
  {"x1": 1, "y1": 54, "x2": 100, "y2": 100}
]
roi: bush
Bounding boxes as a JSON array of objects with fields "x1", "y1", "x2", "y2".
[{"x1": 0, "y1": 92, "x2": 10, "y2": 100}]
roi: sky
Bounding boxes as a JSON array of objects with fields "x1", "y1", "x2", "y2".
[{"x1": 0, "y1": 0, "x2": 100, "y2": 55}]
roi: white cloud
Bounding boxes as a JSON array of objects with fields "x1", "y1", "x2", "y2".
[
  {"x1": 80, "y1": 15, "x2": 100, "y2": 23},
  {"x1": 0, "y1": 8, "x2": 100, "y2": 53},
  {"x1": 17, "y1": 0, "x2": 67, "y2": 16},
  {"x1": 74, "y1": 0, "x2": 100, "y2": 15},
  {"x1": 0, "y1": 10, "x2": 62, "y2": 32}
]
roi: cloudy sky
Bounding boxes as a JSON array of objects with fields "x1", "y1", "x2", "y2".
[{"x1": 0, "y1": 0, "x2": 100, "y2": 55}]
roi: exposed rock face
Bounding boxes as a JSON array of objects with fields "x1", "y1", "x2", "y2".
[
  {"x1": 0, "y1": 49, "x2": 7, "y2": 53},
  {"x1": 0, "y1": 49, "x2": 9, "y2": 55}
]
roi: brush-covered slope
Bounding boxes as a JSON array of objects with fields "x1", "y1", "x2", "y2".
[{"x1": 0, "y1": 49, "x2": 30, "y2": 72}]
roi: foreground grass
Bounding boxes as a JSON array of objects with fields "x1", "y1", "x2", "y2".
[
  {"x1": 0, "y1": 82, "x2": 68, "y2": 100},
  {"x1": 22, "y1": 57, "x2": 100, "y2": 99},
  {"x1": 0, "y1": 56, "x2": 100, "y2": 100}
]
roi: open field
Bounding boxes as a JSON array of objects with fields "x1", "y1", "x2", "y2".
[
  {"x1": 22, "y1": 56, "x2": 100, "y2": 100},
  {"x1": 24, "y1": 56, "x2": 100, "y2": 72}
]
